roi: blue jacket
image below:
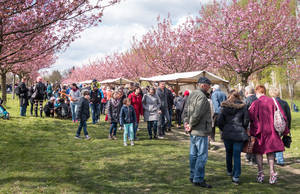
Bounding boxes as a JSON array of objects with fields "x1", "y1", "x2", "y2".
[
  {"x1": 120, "y1": 105, "x2": 137, "y2": 126},
  {"x1": 211, "y1": 89, "x2": 227, "y2": 114}
]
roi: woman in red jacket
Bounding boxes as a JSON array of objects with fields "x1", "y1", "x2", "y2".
[{"x1": 128, "y1": 87, "x2": 143, "y2": 140}]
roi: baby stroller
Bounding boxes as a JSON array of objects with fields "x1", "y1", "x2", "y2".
[{"x1": 0, "y1": 98, "x2": 10, "y2": 119}]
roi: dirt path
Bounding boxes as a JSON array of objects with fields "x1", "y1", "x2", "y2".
[{"x1": 165, "y1": 127, "x2": 300, "y2": 175}]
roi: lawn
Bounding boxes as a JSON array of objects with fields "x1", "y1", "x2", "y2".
[{"x1": 0, "y1": 96, "x2": 299, "y2": 193}]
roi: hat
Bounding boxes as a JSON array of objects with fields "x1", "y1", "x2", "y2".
[
  {"x1": 198, "y1": 77, "x2": 211, "y2": 85},
  {"x1": 50, "y1": 97, "x2": 56, "y2": 101},
  {"x1": 212, "y1": 84, "x2": 220, "y2": 90},
  {"x1": 184, "y1": 90, "x2": 190, "y2": 96}
]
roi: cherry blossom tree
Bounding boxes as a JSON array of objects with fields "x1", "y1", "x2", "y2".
[
  {"x1": 0, "y1": 0, "x2": 119, "y2": 102},
  {"x1": 195, "y1": 0, "x2": 299, "y2": 86}
]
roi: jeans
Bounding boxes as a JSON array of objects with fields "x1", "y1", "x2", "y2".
[
  {"x1": 190, "y1": 136, "x2": 208, "y2": 183},
  {"x1": 275, "y1": 152, "x2": 284, "y2": 164},
  {"x1": 158, "y1": 109, "x2": 169, "y2": 136},
  {"x1": 109, "y1": 122, "x2": 118, "y2": 136},
  {"x1": 175, "y1": 109, "x2": 182, "y2": 125},
  {"x1": 124, "y1": 123, "x2": 134, "y2": 142},
  {"x1": 90, "y1": 103, "x2": 100, "y2": 124},
  {"x1": 70, "y1": 102, "x2": 78, "y2": 121},
  {"x1": 168, "y1": 108, "x2": 173, "y2": 128},
  {"x1": 76, "y1": 120, "x2": 88, "y2": 136},
  {"x1": 224, "y1": 140, "x2": 243, "y2": 178},
  {"x1": 20, "y1": 106, "x2": 27, "y2": 116},
  {"x1": 147, "y1": 121, "x2": 158, "y2": 137}
]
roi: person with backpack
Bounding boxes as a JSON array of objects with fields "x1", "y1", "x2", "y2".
[
  {"x1": 249, "y1": 85, "x2": 290, "y2": 184},
  {"x1": 32, "y1": 77, "x2": 46, "y2": 117},
  {"x1": 174, "y1": 91, "x2": 184, "y2": 128},
  {"x1": 46, "y1": 82, "x2": 53, "y2": 100},
  {"x1": 269, "y1": 87, "x2": 291, "y2": 166},
  {"x1": 16, "y1": 78, "x2": 29, "y2": 116}
]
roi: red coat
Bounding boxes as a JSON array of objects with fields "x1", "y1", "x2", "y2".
[
  {"x1": 249, "y1": 96, "x2": 289, "y2": 154},
  {"x1": 128, "y1": 92, "x2": 143, "y2": 123}
]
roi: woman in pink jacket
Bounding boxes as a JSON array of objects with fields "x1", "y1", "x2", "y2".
[{"x1": 249, "y1": 85, "x2": 289, "y2": 184}]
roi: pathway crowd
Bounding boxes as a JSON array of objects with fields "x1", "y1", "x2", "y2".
[{"x1": 11, "y1": 76, "x2": 292, "y2": 188}]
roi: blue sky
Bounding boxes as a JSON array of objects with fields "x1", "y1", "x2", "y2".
[{"x1": 50, "y1": 0, "x2": 212, "y2": 72}]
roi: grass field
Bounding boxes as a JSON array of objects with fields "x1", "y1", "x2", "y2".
[{"x1": 0, "y1": 96, "x2": 299, "y2": 193}]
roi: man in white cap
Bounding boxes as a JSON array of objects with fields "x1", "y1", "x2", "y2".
[{"x1": 211, "y1": 84, "x2": 227, "y2": 141}]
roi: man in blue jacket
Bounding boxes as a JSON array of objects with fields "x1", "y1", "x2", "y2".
[{"x1": 211, "y1": 84, "x2": 227, "y2": 141}]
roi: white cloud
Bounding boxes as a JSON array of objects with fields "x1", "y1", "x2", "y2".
[{"x1": 51, "y1": 0, "x2": 212, "y2": 71}]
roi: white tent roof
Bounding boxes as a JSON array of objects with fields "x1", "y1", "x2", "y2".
[
  {"x1": 100, "y1": 78, "x2": 133, "y2": 85},
  {"x1": 140, "y1": 71, "x2": 229, "y2": 85},
  {"x1": 79, "y1": 80, "x2": 93, "y2": 84}
]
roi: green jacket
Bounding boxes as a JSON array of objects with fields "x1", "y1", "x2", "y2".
[{"x1": 184, "y1": 89, "x2": 212, "y2": 136}]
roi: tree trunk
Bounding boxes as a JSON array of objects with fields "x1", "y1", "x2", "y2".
[
  {"x1": 12, "y1": 74, "x2": 16, "y2": 99},
  {"x1": 240, "y1": 73, "x2": 250, "y2": 88},
  {"x1": 279, "y1": 83, "x2": 282, "y2": 99},
  {"x1": 1, "y1": 71, "x2": 7, "y2": 104}
]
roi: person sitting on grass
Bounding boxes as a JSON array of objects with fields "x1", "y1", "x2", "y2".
[
  {"x1": 44, "y1": 97, "x2": 55, "y2": 117},
  {"x1": 55, "y1": 98, "x2": 69, "y2": 119},
  {"x1": 75, "y1": 91, "x2": 91, "y2": 140},
  {"x1": 120, "y1": 98, "x2": 137, "y2": 146}
]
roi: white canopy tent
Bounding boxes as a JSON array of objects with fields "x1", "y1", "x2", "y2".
[
  {"x1": 100, "y1": 78, "x2": 133, "y2": 85},
  {"x1": 140, "y1": 71, "x2": 229, "y2": 93},
  {"x1": 78, "y1": 80, "x2": 93, "y2": 84},
  {"x1": 140, "y1": 71, "x2": 229, "y2": 85}
]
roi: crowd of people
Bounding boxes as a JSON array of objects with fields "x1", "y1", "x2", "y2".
[
  {"x1": 184, "y1": 77, "x2": 291, "y2": 188},
  {"x1": 12, "y1": 76, "x2": 292, "y2": 187}
]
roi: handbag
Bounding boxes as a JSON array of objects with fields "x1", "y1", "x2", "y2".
[
  {"x1": 272, "y1": 98, "x2": 286, "y2": 135},
  {"x1": 282, "y1": 134, "x2": 292, "y2": 148},
  {"x1": 242, "y1": 136, "x2": 256, "y2": 153}
]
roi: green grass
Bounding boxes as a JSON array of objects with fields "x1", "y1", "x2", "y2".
[{"x1": 0, "y1": 96, "x2": 299, "y2": 193}]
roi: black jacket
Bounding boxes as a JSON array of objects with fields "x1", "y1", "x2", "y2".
[
  {"x1": 33, "y1": 82, "x2": 46, "y2": 100},
  {"x1": 276, "y1": 97, "x2": 291, "y2": 129},
  {"x1": 44, "y1": 101, "x2": 54, "y2": 114},
  {"x1": 76, "y1": 97, "x2": 90, "y2": 121},
  {"x1": 217, "y1": 100, "x2": 249, "y2": 142},
  {"x1": 166, "y1": 89, "x2": 174, "y2": 110},
  {"x1": 90, "y1": 89, "x2": 102, "y2": 104},
  {"x1": 16, "y1": 82, "x2": 29, "y2": 106}
]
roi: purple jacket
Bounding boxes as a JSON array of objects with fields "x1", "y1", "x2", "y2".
[{"x1": 249, "y1": 96, "x2": 289, "y2": 154}]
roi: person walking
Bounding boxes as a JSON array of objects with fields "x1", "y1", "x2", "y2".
[
  {"x1": 128, "y1": 87, "x2": 143, "y2": 140},
  {"x1": 142, "y1": 87, "x2": 161, "y2": 139},
  {"x1": 249, "y1": 85, "x2": 289, "y2": 184},
  {"x1": 107, "y1": 92, "x2": 122, "y2": 140},
  {"x1": 156, "y1": 82, "x2": 170, "y2": 139},
  {"x1": 211, "y1": 84, "x2": 227, "y2": 141},
  {"x1": 183, "y1": 77, "x2": 213, "y2": 188},
  {"x1": 269, "y1": 87, "x2": 291, "y2": 166},
  {"x1": 69, "y1": 83, "x2": 81, "y2": 123},
  {"x1": 16, "y1": 78, "x2": 29, "y2": 116},
  {"x1": 75, "y1": 91, "x2": 91, "y2": 139},
  {"x1": 174, "y1": 91, "x2": 184, "y2": 128},
  {"x1": 244, "y1": 86, "x2": 258, "y2": 165},
  {"x1": 90, "y1": 85, "x2": 102, "y2": 124},
  {"x1": 32, "y1": 77, "x2": 46, "y2": 117},
  {"x1": 218, "y1": 90, "x2": 249, "y2": 185},
  {"x1": 120, "y1": 98, "x2": 137, "y2": 146}
]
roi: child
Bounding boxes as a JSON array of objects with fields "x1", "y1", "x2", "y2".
[
  {"x1": 120, "y1": 98, "x2": 137, "y2": 146},
  {"x1": 75, "y1": 91, "x2": 91, "y2": 139},
  {"x1": 107, "y1": 92, "x2": 121, "y2": 140}
]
